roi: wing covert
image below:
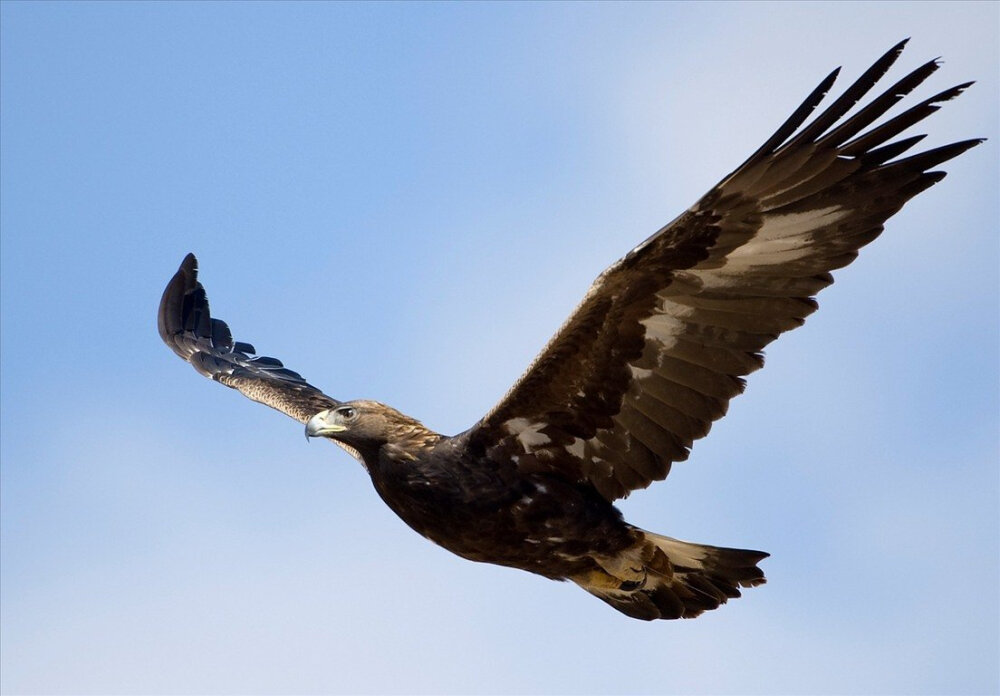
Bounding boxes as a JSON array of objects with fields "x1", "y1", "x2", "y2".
[
  {"x1": 469, "y1": 41, "x2": 982, "y2": 501},
  {"x1": 158, "y1": 253, "x2": 341, "y2": 424}
]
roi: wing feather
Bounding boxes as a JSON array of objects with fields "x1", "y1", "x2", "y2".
[
  {"x1": 158, "y1": 254, "x2": 341, "y2": 424},
  {"x1": 470, "y1": 43, "x2": 983, "y2": 501}
]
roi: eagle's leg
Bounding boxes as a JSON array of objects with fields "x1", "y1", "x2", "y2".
[
  {"x1": 571, "y1": 530, "x2": 767, "y2": 621},
  {"x1": 571, "y1": 566, "x2": 643, "y2": 591}
]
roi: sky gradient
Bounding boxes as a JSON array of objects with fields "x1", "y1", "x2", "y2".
[{"x1": 2, "y1": 2, "x2": 998, "y2": 694}]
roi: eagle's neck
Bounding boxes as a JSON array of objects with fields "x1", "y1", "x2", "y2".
[{"x1": 381, "y1": 422, "x2": 444, "y2": 464}]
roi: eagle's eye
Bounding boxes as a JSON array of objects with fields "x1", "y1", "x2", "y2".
[{"x1": 337, "y1": 406, "x2": 358, "y2": 422}]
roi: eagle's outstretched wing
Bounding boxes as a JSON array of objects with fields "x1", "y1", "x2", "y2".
[
  {"x1": 469, "y1": 40, "x2": 983, "y2": 501},
  {"x1": 158, "y1": 253, "x2": 341, "y2": 424}
]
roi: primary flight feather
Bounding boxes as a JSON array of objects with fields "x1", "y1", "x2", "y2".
[{"x1": 159, "y1": 41, "x2": 981, "y2": 620}]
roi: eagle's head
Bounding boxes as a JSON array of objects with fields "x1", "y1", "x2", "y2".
[{"x1": 304, "y1": 400, "x2": 439, "y2": 464}]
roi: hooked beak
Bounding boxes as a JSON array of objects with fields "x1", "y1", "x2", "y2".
[{"x1": 305, "y1": 409, "x2": 346, "y2": 441}]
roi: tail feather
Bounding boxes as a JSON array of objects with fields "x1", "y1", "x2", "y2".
[{"x1": 575, "y1": 530, "x2": 768, "y2": 621}]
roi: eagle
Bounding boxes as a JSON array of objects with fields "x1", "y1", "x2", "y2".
[{"x1": 158, "y1": 41, "x2": 981, "y2": 621}]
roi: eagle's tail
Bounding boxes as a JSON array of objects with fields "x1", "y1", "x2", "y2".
[{"x1": 574, "y1": 529, "x2": 768, "y2": 621}]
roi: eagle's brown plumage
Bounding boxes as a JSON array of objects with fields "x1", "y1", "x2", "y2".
[{"x1": 158, "y1": 42, "x2": 981, "y2": 620}]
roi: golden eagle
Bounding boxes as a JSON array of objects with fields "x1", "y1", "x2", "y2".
[{"x1": 158, "y1": 41, "x2": 981, "y2": 620}]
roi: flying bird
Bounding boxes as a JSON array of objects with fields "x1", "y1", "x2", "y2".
[{"x1": 158, "y1": 41, "x2": 981, "y2": 621}]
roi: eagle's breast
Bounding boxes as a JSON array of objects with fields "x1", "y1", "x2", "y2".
[{"x1": 366, "y1": 439, "x2": 633, "y2": 578}]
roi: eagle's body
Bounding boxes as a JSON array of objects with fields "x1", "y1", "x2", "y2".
[
  {"x1": 158, "y1": 42, "x2": 981, "y2": 620},
  {"x1": 323, "y1": 410, "x2": 764, "y2": 619},
  {"x1": 369, "y1": 427, "x2": 633, "y2": 578}
]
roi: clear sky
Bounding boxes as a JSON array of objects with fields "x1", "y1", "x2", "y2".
[{"x1": 2, "y1": 2, "x2": 997, "y2": 694}]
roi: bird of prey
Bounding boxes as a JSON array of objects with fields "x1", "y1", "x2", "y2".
[{"x1": 159, "y1": 41, "x2": 981, "y2": 621}]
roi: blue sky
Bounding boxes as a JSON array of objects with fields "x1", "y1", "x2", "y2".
[{"x1": 1, "y1": 2, "x2": 997, "y2": 694}]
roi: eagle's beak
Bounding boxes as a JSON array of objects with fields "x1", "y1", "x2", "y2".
[{"x1": 305, "y1": 409, "x2": 345, "y2": 440}]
